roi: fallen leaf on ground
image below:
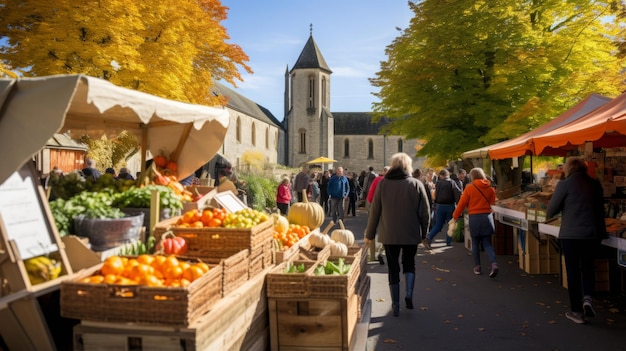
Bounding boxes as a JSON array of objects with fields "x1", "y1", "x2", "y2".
[
  {"x1": 548, "y1": 320, "x2": 557, "y2": 324},
  {"x1": 457, "y1": 314, "x2": 463, "y2": 318},
  {"x1": 376, "y1": 298, "x2": 386, "y2": 302},
  {"x1": 435, "y1": 277, "x2": 442, "y2": 281},
  {"x1": 443, "y1": 319, "x2": 451, "y2": 324},
  {"x1": 383, "y1": 339, "x2": 397, "y2": 343},
  {"x1": 477, "y1": 327, "x2": 487, "y2": 331},
  {"x1": 420, "y1": 306, "x2": 429, "y2": 311},
  {"x1": 609, "y1": 308, "x2": 619, "y2": 313},
  {"x1": 435, "y1": 267, "x2": 450, "y2": 272}
]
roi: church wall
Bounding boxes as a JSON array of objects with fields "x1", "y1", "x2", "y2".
[
  {"x1": 221, "y1": 109, "x2": 279, "y2": 170},
  {"x1": 333, "y1": 134, "x2": 425, "y2": 174}
]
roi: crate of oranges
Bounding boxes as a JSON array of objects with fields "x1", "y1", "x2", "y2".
[
  {"x1": 60, "y1": 254, "x2": 222, "y2": 326},
  {"x1": 152, "y1": 207, "x2": 274, "y2": 261}
]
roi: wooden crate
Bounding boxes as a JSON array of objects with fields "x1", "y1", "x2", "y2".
[
  {"x1": 153, "y1": 217, "x2": 273, "y2": 259},
  {"x1": 205, "y1": 249, "x2": 249, "y2": 297},
  {"x1": 266, "y1": 261, "x2": 319, "y2": 298},
  {"x1": 73, "y1": 265, "x2": 271, "y2": 351},
  {"x1": 307, "y1": 255, "x2": 360, "y2": 299},
  {"x1": 268, "y1": 293, "x2": 359, "y2": 351},
  {"x1": 61, "y1": 258, "x2": 222, "y2": 327}
]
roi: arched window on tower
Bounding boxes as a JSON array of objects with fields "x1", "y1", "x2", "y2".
[
  {"x1": 308, "y1": 76, "x2": 315, "y2": 108},
  {"x1": 236, "y1": 117, "x2": 241, "y2": 143},
  {"x1": 397, "y1": 139, "x2": 403, "y2": 152},
  {"x1": 322, "y1": 77, "x2": 327, "y2": 107},
  {"x1": 299, "y1": 128, "x2": 307, "y2": 154},
  {"x1": 265, "y1": 127, "x2": 269, "y2": 149},
  {"x1": 367, "y1": 139, "x2": 374, "y2": 159},
  {"x1": 344, "y1": 139, "x2": 350, "y2": 158},
  {"x1": 251, "y1": 122, "x2": 256, "y2": 146}
]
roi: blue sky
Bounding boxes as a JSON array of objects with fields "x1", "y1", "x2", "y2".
[{"x1": 219, "y1": 1, "x2": 414, "y2": 121}]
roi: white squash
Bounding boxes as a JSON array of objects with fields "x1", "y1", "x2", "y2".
[
  {"x1": 272, "y1": 213, "x2": 289, "y2": 235},
  {"x1": 330, "y1": 219, "x2": 354, "y2": 246},
  {"x1": 308, "y1": 221, "x2": 334, "y2": 249},
  {"x1": 329, "y1": 241, "x2": 348, "y2": 256}
]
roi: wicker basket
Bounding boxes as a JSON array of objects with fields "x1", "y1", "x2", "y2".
[
  {"x1": 153, "y1": 217, "x2": 273, "y2": 259},
  {"x1": 308, "y1": 254, "x2": 361, "y2": 299},
  {"x1": 60, "y1": 257, "x2": 222, "y2": 326},
  {"x1": 265, "y1": 260, "x2": 318, "y2": 298},
  {"x1": 298, "y1": 242, "x2": 331, "y2": 262},
  {"x1": 74, "y1": 213, "x2": 144, "y2": 251},
  {"x1": 203, "y1": 249, "x2": 249, "y2": 297}
]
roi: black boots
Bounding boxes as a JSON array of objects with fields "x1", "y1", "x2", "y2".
[
  {"x1": 389, "y1": 283, "x2": 400, "y2": 317},
  {"x1": 405, "y1": 272, "x2": 415, "y2": 309}
]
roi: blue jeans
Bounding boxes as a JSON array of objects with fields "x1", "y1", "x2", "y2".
[
  {"x1": 469, "y1": 213, "x2": 497, "y2": 266},
  {"x1": 427, "y1": 203, "x2": 455, "y2": 245},
  {"x1": 329, "y1": 197, "x2": 345, "y2": 223}
]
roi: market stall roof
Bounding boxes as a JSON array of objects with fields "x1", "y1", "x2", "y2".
[
  {"x1": 0, "y1": 74, "x2": 230, "y2": 185},
  {"x1": 533, "y1": 91, "x2": 626, "y2": 155},
  {"x1": 462, "y1": 94, "x2": 610, "y2": 159},
  {"x1": 487, "y1": 94, "x2": 611, "y2": 160}
]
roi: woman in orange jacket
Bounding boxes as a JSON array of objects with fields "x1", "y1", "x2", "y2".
[{"x1": 452, "y1": 167, "x2": 499, "y2": 277}]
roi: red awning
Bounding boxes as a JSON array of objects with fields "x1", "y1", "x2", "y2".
[{"x1": 487, "y1": 94, "x2": 611, "y2": 160}]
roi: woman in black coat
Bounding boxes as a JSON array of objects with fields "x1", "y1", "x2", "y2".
[{"x1": 546, "y1": 157, "x2": 607, "y2": 324}]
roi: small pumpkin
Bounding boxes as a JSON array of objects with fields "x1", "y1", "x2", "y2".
[
  {"x1": 157, "y1": 231, "x2": 188, "y2": 255},
  {"x1": 166, "y1": 160, "x2": 178, "y2": 172},
  {"x1": 287, "y1": 190, "x2": 325, "y2": 229},
  {"x1": 272, "y1": 213, "x2": 289, "y2": 235},
  {"x1": 330, "y1": 219, "x2": 354, "y2": 246},
  {"x1": 308, "y1": 221, "x2": 334, "y2": 249},
  {"x1": 329, "y1": 241, "x2": 348, "y2": 256}
]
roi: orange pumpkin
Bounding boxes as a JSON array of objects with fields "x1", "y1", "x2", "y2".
[{"x1": 153, "y1": 155, "x2": 167, "y2": 168}]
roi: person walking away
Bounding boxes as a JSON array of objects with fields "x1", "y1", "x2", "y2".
[
  {"x1": 309, "y1": 173, "x2": 320, "y2": 203},
  {"x1": 294, "y1": 165, "x2": 310, "y2": 202},
  {"x1": 365, "y1": 153, "x2": 430, "y2": 316},
  {"x1": 346, "y1": 172, "x2": 360, "y2": 217},
  {"x1": 327, "y1": 167, "x2": 349, "y2": 223},
  {"x1": 546, "y1": 157, "x2": 607, "y2": 324},
  {"x1": 412, "y1": 169, "x2": 433, "y2": 231},
  {"x1": 117, "y1": 167, "x2": 135, "y2": 180},
  {"x1": 276, "y1": 177, "x2": 292, "y2": 215},
  {"x1": 366, "y1": 166, "x2": 390, "y2": 263},
  {"x1": 423, "y1": 169, "x2": 462, "y2": 248},
  {"x1": 458, "y1": 169, "x2": 470, "y2": 189},
  {"x1": 361, "y1": 166, "x2": 377, "y2": 203},
  {"x1": 451, "y1": 167, "x2": 498, "y2": 277},
  {"x1": 319, "y1": 170, "x2": 331, "y2": 213}
]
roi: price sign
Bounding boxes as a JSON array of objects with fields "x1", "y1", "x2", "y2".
[{"x1": 0, "y1": 163, "x2": 58, "y2": 260}]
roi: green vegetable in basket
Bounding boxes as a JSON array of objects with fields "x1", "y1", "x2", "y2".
[
  {"x1": 284, "y1": 262, "x2": 307, "y2": 273},
  {"x1": 112, "y1": 185, "x2": 183, "y2": 211},
  {"x1": 324, "y1": 258, "x2": 351, "y2": 275}
]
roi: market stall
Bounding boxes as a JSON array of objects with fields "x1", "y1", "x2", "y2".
[
  {"x1": 467, "y1": 92, "x2": 626, "y2": 290},
  {"x1": 0, "y1": 74, "x2": 229, "y2": 350}
]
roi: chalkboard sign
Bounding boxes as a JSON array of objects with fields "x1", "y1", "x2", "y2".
[{"x1": 0, "y1": 162, "x2": 58, "y2": 260}]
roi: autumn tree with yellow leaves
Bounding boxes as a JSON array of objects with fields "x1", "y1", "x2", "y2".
[{"x1": 0, "y1": 0, "x2": 251, "y2": 106}]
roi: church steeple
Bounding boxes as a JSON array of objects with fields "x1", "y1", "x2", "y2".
[{"x1": 291, "y1": 28, "x2": 332, "y2": 74}]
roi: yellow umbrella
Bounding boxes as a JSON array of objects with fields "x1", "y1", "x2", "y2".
[{"x1": 305, "y1": 156, "x2": 337, "y2": 164}]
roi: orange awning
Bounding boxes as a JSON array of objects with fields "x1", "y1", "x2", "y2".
[
  {"x1": 487, "y1": 94, "x2": 611, "y2": 160},
  {"x1": 532, "y1": 91, "x2": 626, "y2": 155}
]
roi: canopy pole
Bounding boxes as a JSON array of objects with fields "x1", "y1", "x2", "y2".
[
  {"x1": 170, "y1": 123, "x2": 193, "y2": 162},
  {"x1": 140, "y1": 124, "x2": 148, "y2": 172}
]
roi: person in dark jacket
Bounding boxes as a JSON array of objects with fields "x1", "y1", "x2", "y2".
[
  {"x1": 319, "y1": 170, "x2": 331, "y2": 213},
  {"x1": 423, "y1": 169, "x2": 462, "y2": 248},
  {"x1": 546, "y1": 157, "x2": 607, "y2": 324},
  {"x1": 81, "y1": 158, "x2": 102, "y2": 181},
  {"x1": 327, "y1": 167, "x2": 349, "y2": 223},
  {"x1": 346, "y1": 172, "x2": 360, "y2": 217},
  {"x1": 365, "y1": 153, "x2": 431, "y2": 316}
]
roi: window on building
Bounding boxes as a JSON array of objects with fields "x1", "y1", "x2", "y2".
[
  {"x1": 236, "y1": 117, "x2": 241, "y2": 143},
  {"x1": 299, "y1": 129, "x2": 307, "y2": 154},
  {"x1": 322, "y1": 77, "x2": 327, "y2": 107},
  {"x1": 265, "y1": 127, "x2": 269, "y2": 149},
  {"x1": 344, "y1": 139, "x2": 350, "y2": 158},
  {"x1": 397, "y1": 139, "x2": 403, "y2": 152},
  {"x1": 368, "y1": 139, "x2": 374, "y2": 159},
  {"x1": 251, "y1": 122, "x2": 256, "y2": 146},
  {"x1": 308, "y1": 76, "x2": 314, "y2": 108}
]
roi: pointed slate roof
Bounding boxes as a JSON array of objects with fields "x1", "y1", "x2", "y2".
[{"x1": 291, "y1": 35, "x2": 332, "y2": 74}]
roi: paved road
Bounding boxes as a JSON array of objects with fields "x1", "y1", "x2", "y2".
[{"x1": 326, "y1": 207, "x2": 626, "y2": 351}]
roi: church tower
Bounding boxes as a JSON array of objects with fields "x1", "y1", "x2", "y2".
[{"x1": 285, "y1": 27, "x2": 333, "y2": 167}]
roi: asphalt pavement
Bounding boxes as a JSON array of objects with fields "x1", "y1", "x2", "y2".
[{"x1": 325, "y1": 207, "x2": 626, "y2": 351}]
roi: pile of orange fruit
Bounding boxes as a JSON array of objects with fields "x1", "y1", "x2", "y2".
[
  {"x1": 175, "y1": 208, "x2": 227, "y2": 228},
  {"x1": 273, "y1": 224, "x2": 311, "y2": 249},
  {"x1": 78, "y1": 254, "x2": 210, "y2": 287}
]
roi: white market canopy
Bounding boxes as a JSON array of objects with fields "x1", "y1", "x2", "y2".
[{"x1": 0, "y1": 74, "x2": 230, "y2": 185}]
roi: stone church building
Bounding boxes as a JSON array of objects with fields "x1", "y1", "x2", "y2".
[{"x1": 210, "y1": 33, "x2": 423, "y2": 174}]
